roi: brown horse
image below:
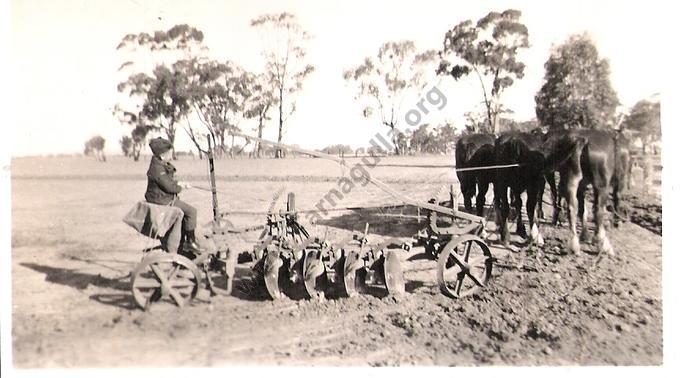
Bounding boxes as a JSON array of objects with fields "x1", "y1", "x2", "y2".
[
  {"x1": 546, "y1": 129, "x2": 630, "y2": 255},
  {"x1": 492, "y1": 131, "x2": 586, "y2": 247},
  {"x1": 455, "y1": 133, "x2": 495, "y2": 216}
]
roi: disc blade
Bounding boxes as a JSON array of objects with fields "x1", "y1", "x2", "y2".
[
  {"x1": 263, "y1": 252, "x2": 283, "y2": 300},
  {"x1": 383, "y1": 250, "x2": 405, "y2": 296},
  {"x1": 303, "y1": 250, "x2": 326, "y2": 300},
  {"x1": 343, "y1": 250, "x2": 364, "y2": 297}
]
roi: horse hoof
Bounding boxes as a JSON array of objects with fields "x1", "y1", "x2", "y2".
[
  {"x1": 580, "y1": 232, "x2": 592, "y2": 244},
  {"x1": 529, "y1": 224, "x2": 545, "y2": 247},
  {"x1": 517, "y1": 228, "x2": 527, "y2": 239},
  {"x1": 567, "y1": 236, "x2": 581, "y2": 255},
  {"x1": 599, "y1": 237, "x2": 614, "y2": 256},
  {"x1": 479, "y1": 229, "x2": 489, "y2": 239}
]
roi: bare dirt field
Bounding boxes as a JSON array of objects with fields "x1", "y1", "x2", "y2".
[{"x1": 11, "y1": 155, "x2": 662, "y2": 367}]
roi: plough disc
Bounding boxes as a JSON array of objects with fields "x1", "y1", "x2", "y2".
[
  {"x1": 263, "y1": 249, "x2": 284, "y2": 300},
  {"x1": 130, "y1": 253, "x2": 201, "y2": 311},
  {"x1": 342, "y1": 250, "x2": 365, "y2": 297},
  {"x1": 382, "y1": 250, "x2": 405, "y2": 296},
  {"x1": 436, "y1": 235, "x2": 493, "y2": 299},
  {"x1": 302, "y1": 249, "x2": 326, "y2": 300}
]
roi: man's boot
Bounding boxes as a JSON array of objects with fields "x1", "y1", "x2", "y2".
[{"x1": 182, "y1": 229, "x2": 205, "y2": 256}]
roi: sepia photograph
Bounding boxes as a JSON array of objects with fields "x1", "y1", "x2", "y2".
[{"x1": 1, "y1": 0, "x2": 675, "y2": 373}]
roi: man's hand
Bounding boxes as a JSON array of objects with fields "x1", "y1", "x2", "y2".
[{"x1": 178, "y1": 181, "x2": 192, "y2": 189}]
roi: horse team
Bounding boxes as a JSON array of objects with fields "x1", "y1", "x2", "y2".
[{"x1": 455, "y1": 128, "x2": 631, "y2": 255}]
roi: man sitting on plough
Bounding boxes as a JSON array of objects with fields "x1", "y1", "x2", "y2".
[{"x1": 145, "y1": 137, "x2": 204, "y2": 257}]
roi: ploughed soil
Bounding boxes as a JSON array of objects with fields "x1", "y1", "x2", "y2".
[{"x1": 11, "y1": 156, "x2": 662, "y2": 367}]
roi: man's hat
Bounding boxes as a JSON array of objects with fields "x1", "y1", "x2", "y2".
[{"x1": 149, "y1": 137, "x2": 173, "y2": 156}]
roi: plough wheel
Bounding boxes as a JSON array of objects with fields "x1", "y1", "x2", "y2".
[
  {"x1": 382, "y1": 250, "x2": 405, "y2": 296},
  {"x1": 263, "y1": 250, "x2": 284, "y2": 300},
  {"x1": 342, "y1": 250, "x2": 365, "y2": 297},
  {"x1": 437, "y1": 235, "x2": 493, "y2": 299},
  {"x1": 131, "y1": 253, "x2": 201, "y2": 311},
  {"x1": 302, "y1": 249, "x2": 326, "y2": 300}
]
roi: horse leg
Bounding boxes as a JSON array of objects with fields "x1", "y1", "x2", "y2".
[
  {"x1": 594, "y1": 186, "x2": 615, "y2": 255},
  {"x1": 612, "y1": 178, "x2": 628, "y2": 227},
  {"x1": 566, "y1": 173, "x2": 582, "y2": 255},
  {"x1": 476, "y1": 179, "x2": 490, "y2": 217},
  {"x1": 514, "y1": 189, "x2": 527, "y2": 239},
  {"x1": 578, "y1": 183, "x2": 590, "y2": 243},
  {"x1": 536, "y1": 178, "x2": 546, "y2": 220},
  {"x1": 549, "y1": 171, "x2": 561, "y2": 225},
  {"x1": 494, "y1": 183, "x2": 510, "y2": 247},
  {"x1": 461, "y1": 176, "x2": 474, "y2": 213},
  {"x1": 527, "y1": 181, "x2": 544, "y2": 247}
]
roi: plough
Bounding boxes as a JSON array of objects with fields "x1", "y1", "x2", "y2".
[
  {"x1": 247, "y1": 192, "x2": 407, "y2": 300},
  {"x1": 125, "y1": 132, "x2": 495, "y2": 310},
  {"x1": 230, "y1": 131, "x2": 494, "y2": 301}
]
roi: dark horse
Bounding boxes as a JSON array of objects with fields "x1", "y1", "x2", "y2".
[
  {"x1": 455, "y1": 133, "x2": 495, "y2": 216},
  {"x1": 493, "y1": 131, "x2": 586, "y2": 247},
  {"x1": 546, "y1": 129, "x2": 631, "y2": 255}
]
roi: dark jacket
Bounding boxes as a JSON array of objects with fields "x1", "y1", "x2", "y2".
[{"x1": 145, "y1": 156, "x2": 182, "y2": 205}]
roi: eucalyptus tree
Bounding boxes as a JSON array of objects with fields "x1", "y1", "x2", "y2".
[
  {"x1": 344, "y1": 40, "x2": 437, "y2": 155},
  {"x1": 251, "y1": 13, "x2": 315, "y2": 158},
  {"x1": 115, "y1": 24, "x2": 206, "y2": 158},
  {"x1": 437, "y1": 9, "x2": 529, "y2": 134}
]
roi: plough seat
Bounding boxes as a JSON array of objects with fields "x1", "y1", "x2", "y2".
[{"x1": 123, "y1": 201, "x2": 184, "y2": 253}]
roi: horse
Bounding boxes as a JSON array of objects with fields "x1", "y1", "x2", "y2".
[
  {"x1": 455, "y1": 133, "x2": 495, "y2": 216},
  {"x1": 492, "y1": 131, "x2": 586, "y2": 248},
  {"x1": 545, "y1": 129, "x2": 630, "y2": 255}
]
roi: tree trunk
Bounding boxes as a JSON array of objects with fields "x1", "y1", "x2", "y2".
[
  {"x1": 390, "y1": 124, "x2": 400, "y2": 156},
  {"x1": 257, "y1": 116, "x2": 264, "y2": 158},
  {"x1": 276, "y1": 87, "x2": 284, "y2": 159},
  {"x1": 166, "y1": 126, "x2": 177, "y2": 160}
]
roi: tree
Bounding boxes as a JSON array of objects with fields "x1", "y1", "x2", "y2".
[
  {"x1": 115, "y1": 25, "x2": 206, "y2": 160},
  {"x1": 114, "y1": 108, "x2": 154, "y2": 161},
  {"x1": 130, "y1": 125, "x2": 151, "y2": 161},
  {"x1": 435, "y1": 123, "x2": 457, "y2": 153},
  {"x1": 535, "y1": 33, "x2": 620, "y2": 129},
  {"x1": 344, "y1": 40, "x2": 437, "y2": 155},
  {"x1": 437, "y1": 9, "x2": 529, "y2": 134},
  {"x1": 245, "y1": 73, "x2": 278, "y2": 158},
  {"x1": 84, "y1": 136, "x2": 106, "y2": 162},
  {"x1": 142, "y1": 63, "x2": 193, "y2": 159},
  {"x1": 251, "y1": 13, "x2": 315, "y2": 158},
  {"x1": 120, "y1": 136, "x2": 132, "y2": 157},
  {"x1": 621, "y1": 97, "x2": 661, "y2": 153},
  {"x1": 320, "y1": 144, "x2": 353, "y2": 157},
  {"x1": 183, "y1": 59, "x2": 256, "y2": 158}
]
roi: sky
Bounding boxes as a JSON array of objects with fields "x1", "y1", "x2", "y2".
[{"x1": 8, "y1": 0, "x2": 670, "y2": 156}]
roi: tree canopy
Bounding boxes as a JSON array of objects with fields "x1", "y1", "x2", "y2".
[
  {"x1": 343, "y1": 40, "x2": 437, "y2": 154},
  {"x1": 621, "y1": 97, "x2": 660, "y2": 152},
  {"x1": 84, "y1": 136, "x2": 106, "y2": 162},
  {"x1": 535, "y1": 33, "x2": 620, "y2": 129},
  {"x1": 251, "y1": 12, "x2": 315, "y2": 157},
  {"x1": 437, "y1": 9, "x2": 529, "y2": 134}
]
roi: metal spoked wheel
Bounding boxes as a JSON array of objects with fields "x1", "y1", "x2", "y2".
[
  {"x1": 131, "y1": 253, "x2": 201, "y2": 311},
  {"x1": 436, "y1": 235, "x2": 493, "y2": 299}
]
